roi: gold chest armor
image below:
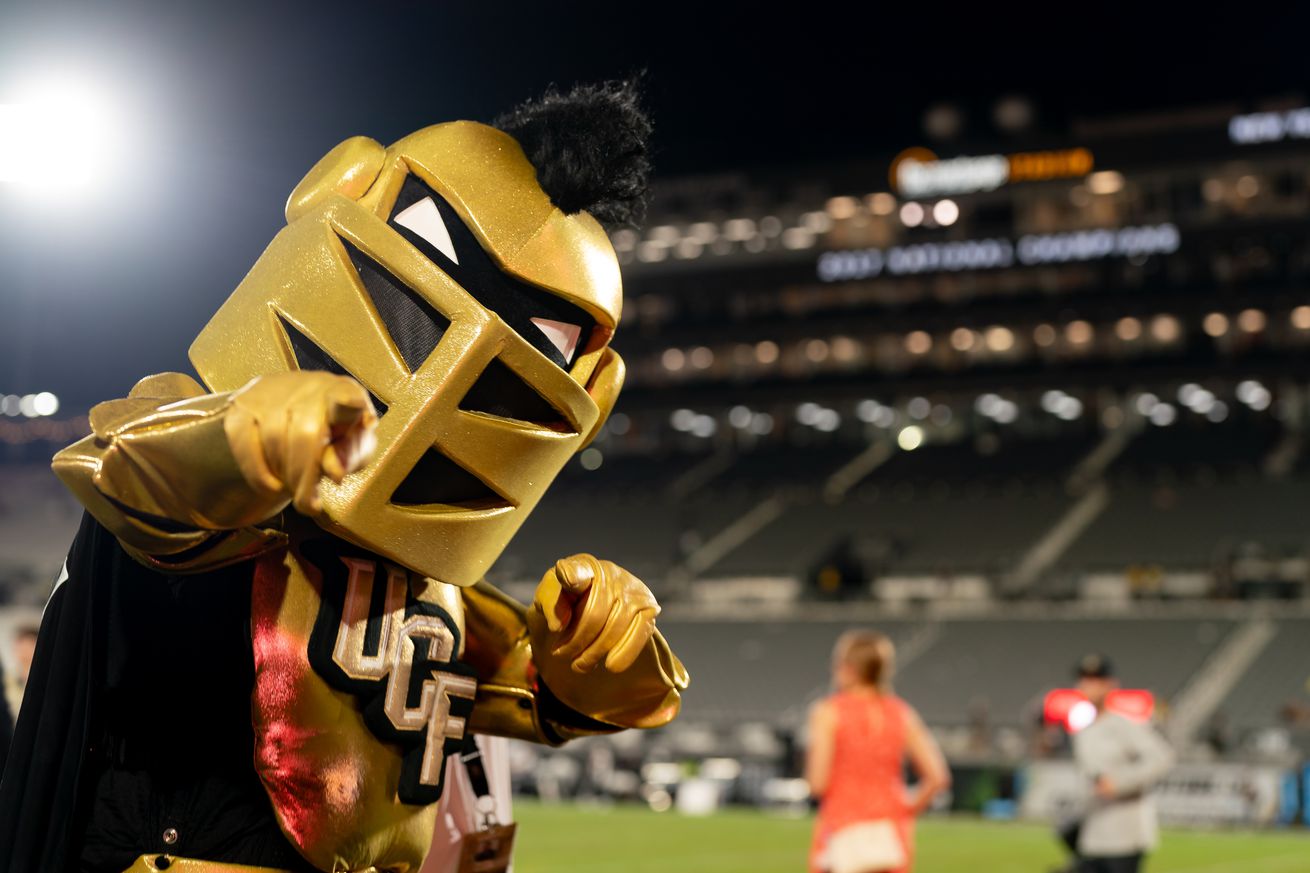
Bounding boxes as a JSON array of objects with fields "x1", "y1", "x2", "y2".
[{"x1": 249, "y1": 535, "x2": 472, "y2": 873}]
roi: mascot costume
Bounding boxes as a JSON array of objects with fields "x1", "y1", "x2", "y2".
[{"x1": 0, "y1": 80, "x2": 687, "y2": 873}]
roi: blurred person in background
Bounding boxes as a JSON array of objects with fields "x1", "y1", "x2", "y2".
[
  {"x1": 805, "y1": 630, "x2": 950, "y2": 873},
  {"x1": 1071, "y1": 654, "x2": 1175, "y2": 873},
  {"x1": 0, "y1": 625, "x2": 34, "y2": 769},
  {"x1": 5, "y1": 625, "x2": 38, "y2": 715}
]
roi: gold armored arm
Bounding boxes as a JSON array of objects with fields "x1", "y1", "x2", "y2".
[
  {"x1": 51, "y1": 370, "x2": 375, "y2": 571},
  {"x1": 462, "y1": 578, "x2": 688, "y2": 745}
]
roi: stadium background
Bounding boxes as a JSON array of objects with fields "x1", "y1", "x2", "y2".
[{"x1": 3, "y1": 4, "x2": 1310, "y2": 871}]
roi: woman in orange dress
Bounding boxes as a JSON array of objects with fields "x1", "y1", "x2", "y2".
[{"x1": 805, "y1": 631, "x2": 951, "y2": 873}]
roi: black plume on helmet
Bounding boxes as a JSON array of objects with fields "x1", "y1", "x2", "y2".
[{"x1": 494, "y1": 79, "x2": 652, "y2": 230}]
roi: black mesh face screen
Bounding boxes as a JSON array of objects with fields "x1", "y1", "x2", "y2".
[
  {"x1": 387, "y1": 174, "x2": 597, "y2": 371},
  {"x1": 458, "y1": 358, "x2": 568, "y2": 428},
  {"x1": 340, "y1": 238, "x2": 450, "y2": 374},
  {"x1": 279, "y1": 316, "x2": 389, "y2": 416},
  {"x1": 391, "y1": 448, "x2": 505, "y2": 507}
]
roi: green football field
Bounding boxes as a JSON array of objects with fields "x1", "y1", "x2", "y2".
[{"x1": 512, "y1": 801, "x2": 1310, "y2": 873}]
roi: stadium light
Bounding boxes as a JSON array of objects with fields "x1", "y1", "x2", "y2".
[
  {"x1": 689, "y1": 415, "x2": 716, "y2": 438},
  {"x1": 1202, "y1": 312, "x2": 1230, "y2": 337},
  {"x1": 897, "y1": 425, "x2": 924, "y2": 451},
  {"x1": 32, "y1": 391, "x2": 59, "y2": 416},
  {"x1": 932, "y1": 199, "x2": 960, "y2": 226},
  {"x1": 3, "y1": 391, "x2": 59, "y2": 417},
  {"x1": 826, "y1": 196, "x2": 859, "y2": 219},
  {"x1": 904, "y1": 330, "x2": 932, "y2": 355},
  {"x1": 0, "y1": 77, "x2": 119, "y2": 195},
  {"x1": 866, "y1": 192, "x2": 896, "y2": 215},
  {"x1": 748, "y1": 413, "x2": 774, "y2": 435},
  {"x1": 983, "y1": 325, "x2": 1014, "y2": 352},
  {"x1": 1148, "y1": 403, "x2": 1178, "y2": 426},
  {"x1": 1237, "y1": 308, "x2": 1267, "y2": 333},
  {"x1": 1115, "y1": 317, "x2": 1143, "y2": 341},
  {"x1": 1086, "y1": 170, "x2": 1125, "y2": 195}
]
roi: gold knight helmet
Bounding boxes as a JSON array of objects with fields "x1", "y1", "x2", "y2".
[{"x1": 189, "y1": 83, "x2": 647, "y2": 587}]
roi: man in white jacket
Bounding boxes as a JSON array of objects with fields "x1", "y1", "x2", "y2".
[{"x1": 1071, "y1": 654, "x2": 1176, "y2": 873}]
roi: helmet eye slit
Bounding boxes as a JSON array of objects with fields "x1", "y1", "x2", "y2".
[
  {"x1": 390, "y1": 448, "x2": 509, "y2": 509},
  {"x1": 278, "y1": 316, "x2": 389, "y2": 416},
  {"x1": 458, "y1": 357, "x2": 573, "y2": 431},
  {"x1": 387, "y1": 175, "x2": 596, "y2": 371},
  {"x1": 339, "y1": 238, "x2": 449, "y2": 375}
]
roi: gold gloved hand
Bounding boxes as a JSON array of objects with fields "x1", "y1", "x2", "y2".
[
  {"x1": 534, "y1": 554, "x2": 659, "y2": 673},
  {"x1": 225, "y1": 371, "x2": 379, "y2": 517},
  {"x1": 528, "y1": 554, "x2": 686, "y2": 729}
]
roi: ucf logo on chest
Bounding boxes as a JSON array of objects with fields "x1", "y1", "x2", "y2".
[{"x1": 305, "y1": 541, "x2": 478, "y2": 805}]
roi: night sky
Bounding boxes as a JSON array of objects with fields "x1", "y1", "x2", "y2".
[{"x1": 2, "y1": 1, "x2": 1307, "y2": 408}]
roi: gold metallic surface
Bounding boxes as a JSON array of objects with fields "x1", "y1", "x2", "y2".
[
  {"x1": 286, "y1": 136, "x2": 387, "y2": 223},
  {"x1": 528, "y1": 557, "x2": 687, "y2": 730},
  {"x1": 121, "y1": 854, "x2": 297, "y2": 873},
  {"x1": 461, "y1": 581, "x2": 551, "y2": 743},
  {"x1": 249, "y1": 541, "x2": 466, "y2": 873},
  {"x1": 189, "y1": 122, "x2": 622, "y2": 587},
  {"x1": 51, "y1": 370, "x2": 374, "y2": 571},
  {"x1": 52, "y1": 375, "x2": 287, "y2": 561},
  {"x1": 225, "y1": 370, "x2": 378, "y2": 517},
  {"x1": 458, "y1": 576, "x2": 687, "y2": 742}
]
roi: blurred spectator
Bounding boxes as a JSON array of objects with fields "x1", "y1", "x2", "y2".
[
  {"x1": 12, "y1": 625, "x2": 37, "y2": 685},
  {"x1": 1070, "y1": 654, "x2": 1175, "y2": 873},
  {"x1": 966, "y1": 697, "x2": 993, "y2": 757},
  {"x1": 1278, "y1": 699, "x2": 1310, "y2": 728},
  {"x1": 805, "y1": 631, "x2": 950, "y2": 873},
  {"x1": 807, "y1": 536, "x2": 866, "y2": 601},
  {"x1": 0, "y1": 658, "x2": 10, "y2": 773},
  {"x1": 1201, "y1": 711, "x2": 1234, "y2": 758},
  {"x1": 4, "y1": 626, "x2": 38, "y2": 721}
]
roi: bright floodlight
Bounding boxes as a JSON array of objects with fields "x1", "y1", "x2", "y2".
[
  {"x1": 897, "y1": 425, "x2": 925, "y2": 451},
  {"x1": 32, "y1": 391, "x2": 59, "y2": 416},
  {"x1": 0, "y1": 79, "x2": 116, "y2": 192}
]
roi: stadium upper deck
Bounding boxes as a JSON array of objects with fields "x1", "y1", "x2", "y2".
[{"x1": 584, "y1": 99, "x2": 1310, "y2": 454}]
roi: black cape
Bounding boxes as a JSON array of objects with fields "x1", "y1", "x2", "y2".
[
  {"x1": 0, "y1": 512, "x2": 109, "y2": 872},
  {"x1": 0, "y1": 513, "x2": 338, "y2": 873}
]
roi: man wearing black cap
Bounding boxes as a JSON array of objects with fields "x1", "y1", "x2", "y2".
[{"x1": 1070, "y1": 654, "x2": 1175, "y2": 873}]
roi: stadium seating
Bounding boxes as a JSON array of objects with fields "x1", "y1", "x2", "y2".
[
  {"x1": 0, "y1": 465, "x2": 81, "y2": 603},
  {"x1": 1060, "y1": 477, "x2": 1310, "y2": 571},
  {"x1": 1219, "y1": 619, "x2": 1310, "y2": 733},
  {"x1": 659, "y1": 613, "x2": 1239, "y2": 731},
  {"x1": 659, "y1": 615, "x2": 924, "y2": 724}
]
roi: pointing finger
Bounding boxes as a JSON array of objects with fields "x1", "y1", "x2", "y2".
[{"x1": 553, "y1": 566, "x2": 615, "y2": 661}]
